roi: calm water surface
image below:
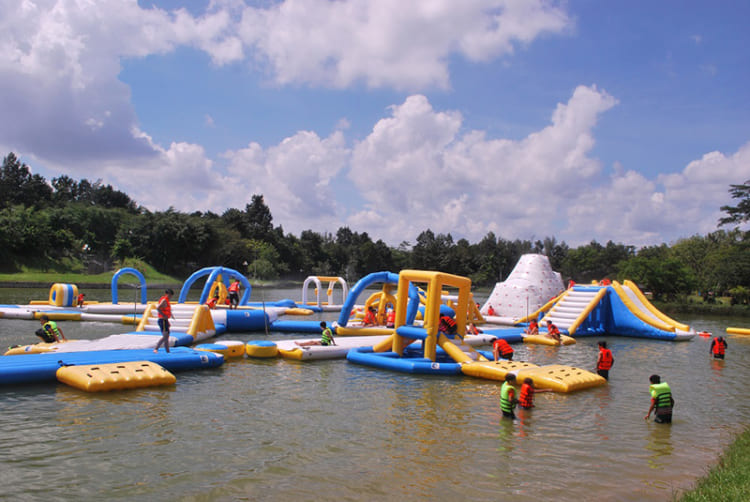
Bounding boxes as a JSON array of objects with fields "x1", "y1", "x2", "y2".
[{"x1": 1, "y1": 287, "x2": 749, "y2": 501}]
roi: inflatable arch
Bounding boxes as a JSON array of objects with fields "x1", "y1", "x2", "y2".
[
  {"x1": 301, "y1": 276, "x2": 348, "y2": 310},
  {"x1": 111, "y1": 267, "x2": 148, "y2": 304},
  {"x1": 336, "y1": 271, "x2": 420, "y2": 328},
  {"x1": 179, "y1": 267, "x2": 252, "y2": 306}
]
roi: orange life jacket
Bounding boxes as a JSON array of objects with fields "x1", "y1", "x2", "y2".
[
  {"x1": 386, "y1": 310, "x2": 396, "y2": 326},
  {"x1": 519, "y1": 383, "x2": 534, "y2": 408},
  {"x1": 157, "y1": 295, "x2": 172, "y2": 319},
  {"x1": 363, "y1": 310, "x2": 377, "y2": 325},
  {"x1": 206, "y1": 296, "x2": 218, "y2": 309},
  {"x1": 228, "y1": 281, "x2": 240, "y2": 293},
  {"x1": 598, "y1": 347, "x2": 613, "y2": 370},
  {"x1": 712, "y1": 338, "x2": 726, "y2": 356},
  {"x1": 493, "y1": 338, "x2": 514, "y2": 356}
]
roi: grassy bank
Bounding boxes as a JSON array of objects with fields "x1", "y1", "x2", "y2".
[
  {"x1": 678, "y1": 427, "x2": 750, "y2": 501},
  {"x1": 0, "y1": 264, "x2": 179, "y2": 287}
]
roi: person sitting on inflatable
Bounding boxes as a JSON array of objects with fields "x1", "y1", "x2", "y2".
[
  {"x1": 205, "y1": 292, "x2": 219, "y2": 310},
  {"x1": 487, "y1": 305, "x2": 496, "y2": 316},
  {"x1": 493, "y1": 338, "x2": 514, "y2": 361},
  {"x1": 545, "y1": 320, "x2": 561, "y2": 343},
  {"x1": 362, "y1": 306, "x2": 378, "y2": 326},
  {"x1": 468, "y1": 322, "x2": 483, "y2": 335},
  {"x1": 524, "y1": 320, "x2": 539, "y2": 335},
  {"x1": 297, "y1": 321, "x2": 337, "y2": 347}
]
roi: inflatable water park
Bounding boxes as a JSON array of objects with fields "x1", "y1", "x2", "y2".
[{"x1": 0, "y1": 255, "x2": 708, "y2": 391}]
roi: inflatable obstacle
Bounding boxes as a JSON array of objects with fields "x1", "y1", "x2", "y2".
[{"x1": 56, "y1": 361, "x2": 176, "y2": 392}]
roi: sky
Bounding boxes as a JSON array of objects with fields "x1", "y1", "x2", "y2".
[{"x1": 2, "y1": 0, "x2": 750, "y2": 248}]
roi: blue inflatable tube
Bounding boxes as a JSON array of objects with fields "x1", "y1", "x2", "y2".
[
  {"x1": 224, "y1": 310, "x2": 270, "y2": 332},
  {"x1": 347, "y1": 347, "x2": 463, "y2": 375},
  {"x1": 0, "y1": 347, "x2": 224, "y2": 386},
  {"x1": 129, "y1": 331, "x2": 196, "y2": 346},
  {"x1": 111, "y1": 267, "x2": 147, "y2": 304}
]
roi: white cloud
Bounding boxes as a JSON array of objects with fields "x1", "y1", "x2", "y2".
[{"x1": 238, "y1": 0, "x2": 571, "y2": 89}]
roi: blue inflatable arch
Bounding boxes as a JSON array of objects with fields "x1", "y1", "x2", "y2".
[
  {"x1": 111, "y1": 267, "x2": 148, "y2": 304},
  {"x1": 179, "y1": 266, "x2": 252, "y2": 305},
  {"x1": 336, "y1": 271, "x2": 420, "y2": 327}
]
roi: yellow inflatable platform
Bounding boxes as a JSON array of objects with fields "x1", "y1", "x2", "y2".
[
  {"x1": 460, "y1": 360, "x2": 539, "y2": 381},
  {"x1": 57, "y1": 361, "x2": 176, "y2": 392},
  {"x1": 515, "y1": 364, "x2": 606, "y2": 392},
  {"x1": 461, "y1": 360, "x2": 605, "y2": 392},
  {"x1": 522, "y1": 334, "x2": 576, "y2": 346}
]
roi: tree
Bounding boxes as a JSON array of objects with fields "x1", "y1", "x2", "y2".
[
  {"x1": 719, "y1": 180, "x2": 750, "y2": 226},
  {"x1": 0, "y1": 152, "x2": 53, "y2": 208}
]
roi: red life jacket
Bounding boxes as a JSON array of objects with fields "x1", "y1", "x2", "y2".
[
  {"x1": 206, "y1": 296, "x2": 218, "y2": 309},
  {"x1": 493, "y1": 338, "x2": 514, "y2": 356},
  {"x1": 439, "y1": 316, "x2": 457, "y2": 333},
  {"x1": 386, "y1": 310, "x2": 396, "y2": 326},
  {"x1": 519, "y1": 383, "x2": 534, "y2": 408},
  {"x1": 228, "y1": 281, "x2": 240, "y2": 293},
  {"x1": 157, "y1": 295, "x2": 172, "y2": 319},
  {"x1": 598, "y1": 348, "x2": 613, "y2": 370},
  {"x1": 712, "y1": 338, "x2": 726, "y2": 356}
]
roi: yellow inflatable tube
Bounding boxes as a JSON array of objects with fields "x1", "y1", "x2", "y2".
[
  {"x1": 727, "y1": 327, "x2": 750, "y2": 336},
  {"x1": 523, "y1": 334, "x2": 576, "y2": 346}
]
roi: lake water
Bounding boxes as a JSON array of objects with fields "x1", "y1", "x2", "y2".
[{"x1": 1, "y1": 287, "x2": 749, "y2": 501}]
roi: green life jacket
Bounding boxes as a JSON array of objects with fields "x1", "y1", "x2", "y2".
[
  {"x1": 500, "y1": 381, "x2": 516, "y2": 413},
  {"x1": 44, "y1": 320, "x2": 61, "y2": 340},
  {"x1": 321, "y1": 327, "x2": 333, "y2": 345},
  {"x1": 650, "y1": 382, "x2": 673, "y2": 410}
]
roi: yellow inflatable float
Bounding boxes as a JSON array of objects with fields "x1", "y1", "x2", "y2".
[
  {"x1": 727, "y1": 327, "x2": 750, "y2": 336},
  {"x1": 522, "y1": 334, "x2": 576, "y2": 346},
  {"x1": 460, "y1": 360, "x2": 605, "y2": 392},
  {"x1": 56, "y1": 361, "x2": 176, "y2": 392}
]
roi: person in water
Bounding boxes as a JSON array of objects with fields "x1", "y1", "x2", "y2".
[
  {"x1": 710, "y1": 336, "x2": 727, "y2": 359},
  {"x1": 297, "y1": 321, "x2": 337, "y2": 347},
  {"x1": 596, "y1": 341, "x2": 614, "y2": 380},
  {"x1": 645, "y1": 374, "x2": 674, "y2": 424},
  {"x1": 493, "y1": 338, "x2": 514, "y2": 361},
  {"x1": 36, "y1": 315, "x2": 66, "y2": 343},
  {"x1": 500, "y1": 374, "x2": 518, "y2": 419},
  {"x1": 518, "y1": 378, "x2": 552, "y2": 409}
]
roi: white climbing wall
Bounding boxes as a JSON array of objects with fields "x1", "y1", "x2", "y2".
[{"x1": 481, "y1": 254, "x2": 564, "y2": 321}]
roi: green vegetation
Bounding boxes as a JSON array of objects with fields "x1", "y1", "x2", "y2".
[
  {"x1": 678, "y1": 427, "x2": 750, "y2": 501},
  {"x1": 3, "y1": 152, "x2": 750, "y2": 301},
  {"x1": 0, "y1": 259, "x2": 178, "y2": 285}
]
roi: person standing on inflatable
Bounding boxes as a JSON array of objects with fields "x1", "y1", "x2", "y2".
[
  {"x1": 154, "y1": 289, "x2": 175, "y2": 353},
  {"x1": 710, "y1": 336, "x2": 727, "y2": 359},
  {"x1": 596, "y1": 341, "x2": 614, "y2": 380},
  {"x1": 645, "y1": 374, "x2": 674, "y2": 424},
  {"x1": 227, "y1": 279, "x2": 241, "y2": 309}
]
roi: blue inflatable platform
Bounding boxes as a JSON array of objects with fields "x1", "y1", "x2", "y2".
[{"x1": 0, "y1": 347, "x2": 224, "y2": 386}]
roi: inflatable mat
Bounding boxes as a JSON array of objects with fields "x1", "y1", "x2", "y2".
[{"x1": 57, "y1": 361, "x2": 176, "y2": 392}]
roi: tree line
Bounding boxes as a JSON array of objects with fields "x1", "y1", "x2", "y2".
[{"x1": 2, "y1": 152, "x2": 749, "y2": 302}]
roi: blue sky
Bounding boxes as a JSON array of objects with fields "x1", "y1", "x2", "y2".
[{"x1": 2, "y1": 0, "x2": 749, "y2": 248}]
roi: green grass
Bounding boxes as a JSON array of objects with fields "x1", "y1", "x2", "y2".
[
  {"x1": 0, "y1": 261, "x2": 179, "y2": 285},
  {"x1": 678, "y1": 427, "x2": 750, "y2": 501}
]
